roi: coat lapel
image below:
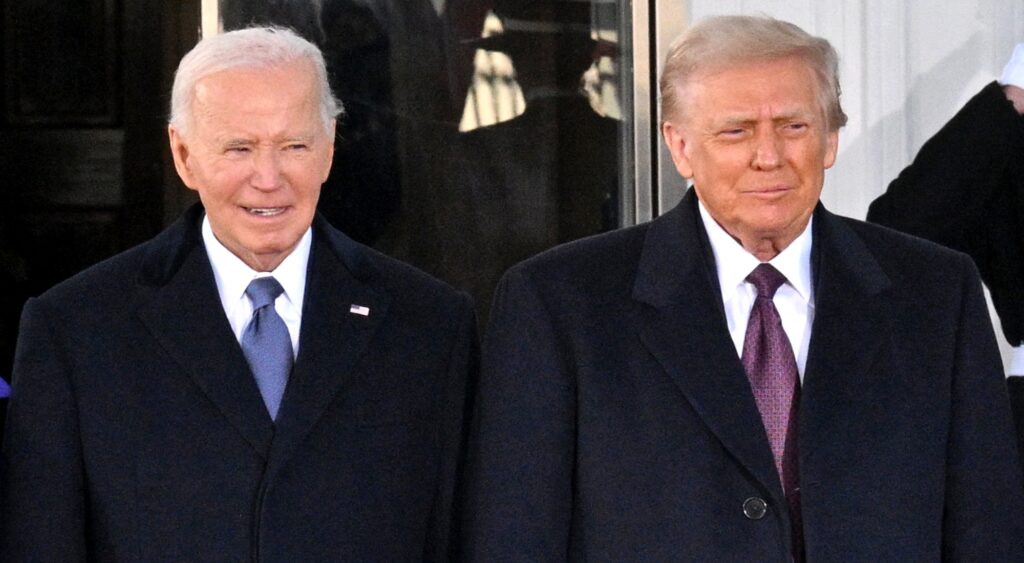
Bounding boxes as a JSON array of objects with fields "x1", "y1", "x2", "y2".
[
  {"x1": 634, "y1": 196, "x2": 896, "y2": 511},
  {"x1": 800, "y1": 207, "x2": 894, "y2": 466},
  {"x1": 134, "y1": 206, "x2": 274, "y2": 457},
  {"x1": 635, "y1": 191, "x2": 783, "y2": 498},
  {"x1": 265, "y1": 217, "x2": 390, "y2": 473}
]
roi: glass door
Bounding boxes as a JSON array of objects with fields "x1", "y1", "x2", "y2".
[{"x1": 207, "y1": 0, "x2": 638, "y2": 323}]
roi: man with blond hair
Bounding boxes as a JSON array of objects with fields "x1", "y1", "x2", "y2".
[
  {"x1": 2, "y1": 27, "x2": 475, "y2": 560},
  {"x1": 461, "y1": 15, "x2": 1024, "y2": 561}
]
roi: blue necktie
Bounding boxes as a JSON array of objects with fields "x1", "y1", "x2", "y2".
[{"x1": 241, "y1": 277, "x2": 292, "y2": 421}]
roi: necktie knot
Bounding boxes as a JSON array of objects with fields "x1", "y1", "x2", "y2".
[
  {"x1": 246, "y1": 277, "x2": 285, "y2": 309},
  {"x1": 746, "y1": 263, "x2": 787, "y2": 299}
]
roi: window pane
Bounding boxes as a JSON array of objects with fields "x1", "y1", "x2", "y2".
[{"x1": 216, "y1": 0, "x2": 633, "y2": 324}]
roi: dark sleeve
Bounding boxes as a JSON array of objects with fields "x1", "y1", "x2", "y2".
[
  {"x1": 868, "y1": 81, "x2": 1022, "y2": 247},
  {"x1": 1, "y1": 298, "x2": 88, "y2": 561},
  {"x1": 868, "y1": 81, "x2": 1024, "y2": 344},
  {"x1": 941, "y1": 256, "x2": 1024, "y2": 560},
  {"x1": 424, "y1": 292, "x2": 479, "y2": 563},
  {"x1": 458, "y1": 267, "x2": 575, "y2": 562}
]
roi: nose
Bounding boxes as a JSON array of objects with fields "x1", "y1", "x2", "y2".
[
  {"x1": 250, "y1": 148, "x2": 282, "y2": 190},
  {"x1": 751, "y1": 128, "x2": 782, "y2": 170}
]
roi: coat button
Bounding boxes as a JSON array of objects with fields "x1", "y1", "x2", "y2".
[{"x1": 743, "y1": 497, "x2": 768, "y2": 520}]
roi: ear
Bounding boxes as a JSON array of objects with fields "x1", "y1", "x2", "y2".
[
  {"x1": 823, "y1": 129, "x2": 839, "y2": 170},
  {"x1": 168, "y1": 125, "x2": 198, "y2": 191},
  {"x1": 319, "y1": 119, "x2": 336, "y2": 184},
  {"x1": 662, "y1": 120, "x2": 694, "y2": 179}
]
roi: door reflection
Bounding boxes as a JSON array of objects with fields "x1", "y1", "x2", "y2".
[
  {"x1": 443, "y1": 1, "x2": 621, "y2": 324},
  {"x1": 218, "y1": 0, "x2": 626, "y2": 324}
]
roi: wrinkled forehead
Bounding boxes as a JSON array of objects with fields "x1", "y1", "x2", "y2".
[{"x1": 190, "y1": 62, "x2": 322, "y2": 127}]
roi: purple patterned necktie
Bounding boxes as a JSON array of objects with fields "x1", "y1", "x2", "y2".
[{"x1": 741, "y1": 263, "x2": 802, "y2": 562}]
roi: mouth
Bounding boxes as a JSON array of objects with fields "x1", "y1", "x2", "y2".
[
  {"x1": 746, "y1": 185, "x2": 792, "y2": 197},
  {"x1": 243, "y1": 207, "x2": 287, "y2": 217},
  {"x1": 750, "y1": 184, "x2": 790, "y2": 192}
]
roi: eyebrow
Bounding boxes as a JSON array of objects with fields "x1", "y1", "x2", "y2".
[
  {"x1": 221, "y1": 138, "x2": 254, "y2": 148},
  {"x1": 218, "y1": 134, "x2": 317, "y2": 147},
  {"x1": 281, "y1": 134, "x2": 316, "y2": 144},
  {"x1": 716, "y1": 110, "x2": 814, "y2": 128}
]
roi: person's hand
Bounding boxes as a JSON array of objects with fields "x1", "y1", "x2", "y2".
[
  {"x1": 1000, "y1": 43, "x2": 1024, "y2": 114},
  {"x1": 1004, "y1": 84, "x2": 1024, "y2": 115}
]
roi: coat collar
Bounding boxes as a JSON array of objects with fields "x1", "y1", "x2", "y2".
[
  {"x1": 265, "y1": 216, "x2": 389, "y2": 475},
  {"x1": 634, "y1": 189, "x2": 893, "y2": 499},
  {"x1": 134, "y1": 207, "x2": 275, "y2": 457},
  {"x1": 134, "y1": 205, "x2": 390, "y2": 463},
  {"x1": 634, "y1": 190, "x2": 782, "y2": 499},
  {"x1": 800, "y1": 199, "x2": 893, "y2": 467}
]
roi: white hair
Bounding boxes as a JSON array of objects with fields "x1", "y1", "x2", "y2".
[{"x1": 169, "y1": 26, "x2": 342, "y2": 135}]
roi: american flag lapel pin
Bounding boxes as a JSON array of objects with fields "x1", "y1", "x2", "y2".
[{"x1": 349, "y1": 304, "x2": 370, "y2": 316}]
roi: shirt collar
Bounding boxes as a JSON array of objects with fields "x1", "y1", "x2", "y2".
[
  {"x1": 201, "y1": 214, "x2": 311, "y2": 315},
  {"x1": 697, "y1": 200, "x2": 814, "y2": 304}
]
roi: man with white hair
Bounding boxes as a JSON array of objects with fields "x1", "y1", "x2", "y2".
[
  {"x1": 461, "y1": 15, "x2": 1024, "y2": 561},
  {"x1": 2, "y1": 27, "x2": 475, "y2": 561}
]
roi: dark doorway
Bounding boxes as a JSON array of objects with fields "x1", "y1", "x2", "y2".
[{"x1": 0, "y1": 0, "x2": 199, "y2": 395}]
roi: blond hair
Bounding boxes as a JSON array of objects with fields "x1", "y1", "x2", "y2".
[{"x1": 660, "y1": 15, "x2": 846, "y2": 131}]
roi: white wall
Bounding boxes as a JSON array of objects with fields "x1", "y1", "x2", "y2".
[{"x1": 675, "y1": 0, "x2": 1024, "y2": 367}]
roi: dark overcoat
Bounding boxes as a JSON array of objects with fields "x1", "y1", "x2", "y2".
[
  {"x1": 461, "y1": 191, "x2": 1024, "y2": 561},
  {"x1": 2, "y1": 204, "x2": 477, "y2": 562}
]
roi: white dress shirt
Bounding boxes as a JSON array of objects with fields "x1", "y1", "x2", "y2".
[
  {"x1": 698, "y1": 202, "x2": 815, "y2": 381},
  {"x1": 201, "y1": 215, "x2": 310, "y2": 358},
  {"x1": 1009, "y1": 346, "x2": 1024, "y2": 376}
]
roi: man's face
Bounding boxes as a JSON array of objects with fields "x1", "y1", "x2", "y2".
[
  {"x1": 168, "y1": 60, "x2": 334, "y2": 272},
  {"x1": 662, "y1": 56, "x2": 838, "y2": 260}
]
